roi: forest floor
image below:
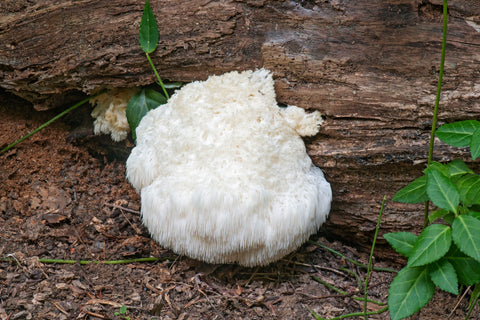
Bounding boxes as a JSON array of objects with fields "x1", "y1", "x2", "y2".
[{"x1": 1, "y1": 95, "x2": 478, "y2": 319}]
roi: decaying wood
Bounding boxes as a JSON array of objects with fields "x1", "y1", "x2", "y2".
[{"x1": 1, "y1": 0, "x2": 480, "y2": 255}]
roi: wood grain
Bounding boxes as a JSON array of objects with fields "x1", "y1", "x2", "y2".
[{"x1": 1, "y1": 0, "x2": 480, "y2": 255}]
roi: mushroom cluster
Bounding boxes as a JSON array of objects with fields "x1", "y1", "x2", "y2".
[
  {"x1": 126, "y1": 69, "x2": 332, "y2": 266},
  {"x1": 90, "y1": 88, "x2": 139, "y2": 141}
]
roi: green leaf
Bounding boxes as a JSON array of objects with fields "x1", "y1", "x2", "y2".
[
  {"x1": 471, "y1": 127, "x2": 480, "y2": 160},
  {"x1": 456, "y1": 173, "x2": 480, "y2": 206},
  {"x1": 445, "y1": 244, "x2": 480, "y2": 286},
  {"x1": 436, "y1": 120, "x2": 480, "y2": 147},
  {"x1": 139, "y1": 0, "x2": 159, "y2": 54},
  {"x1": 443, "y1": 212, "x2": 455, "y2": 225},
  {"x1": 126, "y1": 88, "x2": 167, "y2": 140},
  {"x1": 388, "y1": 266, "x2": 435, "y2": 320},
  {"x1": 163, "y1": 81, "x2": 183, "y2": 89},
  {"x1": 447, "y1": 159, "x2": 473, "y2": 179},
  {"x1": 426, "y1": 161, "x2": 450, "y2": 178},
  {"x1": 452, "y1": 215, "x2": 480, "y2": 262},
  {"x1": 427, "y1": 259, "x2": 458, "y2": 295},
  {"x1": 428, "y1": 209, "x2": 449, "y2": 224},
  {"x1": 384, "y1": 232, "x2": 418, "y2": 258},
  {"x1": 392, "y1": 175, "x2": 428, "y2": 203},
  {"x1": 469, "y1": 284, "x2": 480, "y2": 310},
  {"x1": 408, "y1": 224, "x2": 451, "y2": 267},
  {"x1": 469, "y1": 211, "x2": 480, "y2": 220},
  {"x1": 426, "y1": 167, "x2": 459, "y2": 213}
]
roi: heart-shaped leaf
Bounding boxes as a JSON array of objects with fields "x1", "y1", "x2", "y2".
[{"x1": 126, "y1": 88, "x2": 167, "y2": 140}]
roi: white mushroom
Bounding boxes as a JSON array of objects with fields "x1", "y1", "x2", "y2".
[
  {"x1": 90, "y1": 88, "x2": 139, "y2": 141},
  {"x1": 126, "y1": 69, "x2": 332, "y2": 266}
]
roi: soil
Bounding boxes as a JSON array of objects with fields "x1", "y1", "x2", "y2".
[{"x1": 1, "y1": 95, "x2": 478, "y2": 320}]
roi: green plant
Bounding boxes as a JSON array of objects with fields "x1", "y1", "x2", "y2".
[
  {"x1": 126, "y1": 0, "x2": 170, "y2": 141},
  {"x1": 308, "y1": 197, "x2": 392, "y2": 320},
  {"x1": 0, "y1": 95, "x2": 98, "y2": 154},
  {"x1": 114, "y1": 305, "x2": 131, "y2": 320},
  {"x1": 386, "y1": 155, "x2": 480, "y2": 319},
  {"x1": 384, "y1": 1, "x2": 480, "y2": 319}
]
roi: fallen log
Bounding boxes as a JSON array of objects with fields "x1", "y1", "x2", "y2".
[{"x1": 1, "y1": 0, "x2": 480, "y2": 255}]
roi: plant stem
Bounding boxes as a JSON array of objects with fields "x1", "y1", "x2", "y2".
[
  {"x1": 364, "y1": 196, "x2": 386, "y2": 320},
  {"x1": 309, "y1": 240, "x2": 397, "y2": 273},
  {"x1": 465, "y1": 288, "x2": 479, "y2": 320},
  {"x1": 1, "y1": 257, "x2": 168, "y2": 265},
  {"x1": 424, "y1": 0, "x2": 448, "y2": 228},
  {"x1": 0, "y1": 95, "x2": 99, "y2": 154},
  {"x1": 312, "y1": 276, "x2": 386, "y2": 306},
  {"x1": 308, "y1": 305, "x2": 389, "y2": 320},
  {"x1": 146, "y1": 52, "x2": 169, "y2": 99}
]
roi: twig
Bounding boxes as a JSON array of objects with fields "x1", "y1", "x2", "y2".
[
  {"x1": 83, "y1": 310, "x2": 105, "y2": 319},
  {"x1": 52, "y1": 301, "x2": 69, "y2": 315},
  {"x1": 448, "y1": 286, "x2": 471, "y2": 319},
  {"x1": 104, "y1": 202, "x2": 140, "y2": 215}
]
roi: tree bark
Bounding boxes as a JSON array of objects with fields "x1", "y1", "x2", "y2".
[{"x1": 1, "y1": 0, "x2": 480, "y2": 255}]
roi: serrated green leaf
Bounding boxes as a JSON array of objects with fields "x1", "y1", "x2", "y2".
[
  {"x1": 126, "y1": 88, "x2": 167, "y2": 140},
  {"x1": 447, "y1": 159, "x2": 473, "y2": 179},
  {"x1": 428, "y1": 209, "x2": 449, "y2": 224},
  {"x1": 388, "y1": 266, "x2": 435, "y2": 320},
  {"x1": 471, "y1": 127, "x2": 480, "y2": 160},
  {"x1": 445, "y1": 244, "x2": 480, "y2": 286},
  {"x1": 408, "y1": 224, "x2": 451, "y2": 267},
  {"x1": 436, "y1": 120, "x2": 480, "y2": 147},
  {"x1": 427, "y1": 260, "x2": 458, "y2": 295},
  {"x1": 392, "y1": 175, "x2": 428, "y2": 204},
  {"x1": 443, "y1": 212, "x2": 455, "y2": 225},
  {"x1": 384, "y1": 232, "x2": 418, "y2": 258},
  {"x1": 469, "y1": 211, "x2": 480, "y2": 220},
  {"x1": 452, "y1": 215, "x2": 480, "y2": 263},
  {"x1": 139, "y1": 0, "x2": 159, "y2": 54},
  {"x1": 456, "y1": 173, "x2": 480, "y2": 206},
  {"x1": 426, "y1": 168, "x2": 459, "y2": 213},
  {"x1": 425, "y1": 161, "x2": 450, "y2": 178}
]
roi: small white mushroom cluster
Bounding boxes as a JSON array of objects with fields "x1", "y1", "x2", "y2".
[
  {"x1": 126, "y1": 69, "x2": 332, "y2": 266},
  {"x1": 90, "y1": 88, "x2": 139, "y2": 141}
]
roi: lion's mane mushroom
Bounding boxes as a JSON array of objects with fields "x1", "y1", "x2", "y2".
[
  {"x1": 90, "y1": 88, "x2": 139, "y2": 141},
  {"x1": 126, "y1": 69, "x2": 332, "y2": 267}
]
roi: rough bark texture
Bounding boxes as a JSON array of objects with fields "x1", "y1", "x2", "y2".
[{"x1": 1, "y1": 0, "x2": 480, "y2": 255}]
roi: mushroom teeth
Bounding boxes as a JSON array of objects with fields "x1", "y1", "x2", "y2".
[{"x1": 126, "y1": 68, "x2": 332, "y2": 267}]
